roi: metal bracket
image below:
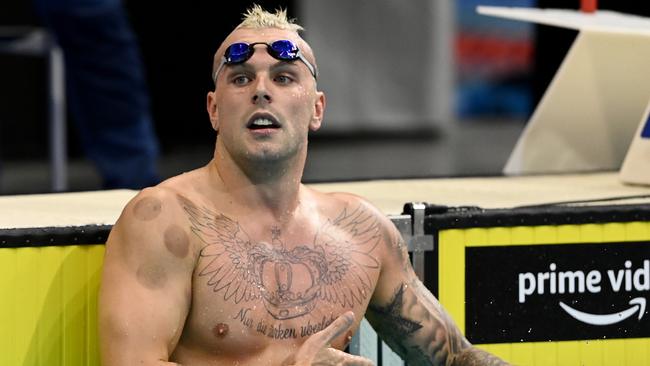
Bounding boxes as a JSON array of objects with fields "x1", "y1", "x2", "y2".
[{"x1": 390, "y1": 203, "x2": 434, "y2": 281}]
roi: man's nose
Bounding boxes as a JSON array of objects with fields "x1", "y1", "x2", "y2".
[{"x1": 252, "y1": 77, "x2": 272, "y2": 104}]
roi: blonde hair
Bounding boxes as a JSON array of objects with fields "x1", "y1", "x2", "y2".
[
  {"x1": 237, "y1": 4, "x2": 304, "y2": 32},
  {"x1": 212, "y1": 5, "x2": 316, "y2": 84}
]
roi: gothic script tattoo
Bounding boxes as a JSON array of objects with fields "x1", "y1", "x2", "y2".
[
  {"x1": 178, "y1": 195, "x2": 381, "y2": 320},
  {"x1": 233, "y1": 307, "x2": 338, "y2": 340}
]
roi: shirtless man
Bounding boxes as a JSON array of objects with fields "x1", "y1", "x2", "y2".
[{"x1": 99, "y1": 5, "x2": 509, "y2": 366}]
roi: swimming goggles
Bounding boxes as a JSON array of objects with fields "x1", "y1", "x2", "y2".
[{"x1": 213, "y1": 39, "x2": 317, "y2": 82}]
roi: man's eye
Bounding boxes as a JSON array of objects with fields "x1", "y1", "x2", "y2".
[
  {"x1": 274, "y1": 75, "x2": 293, "y2": 84},
  {"x1": 232, "y1": 75, "x2": 250, "y2": 85}
]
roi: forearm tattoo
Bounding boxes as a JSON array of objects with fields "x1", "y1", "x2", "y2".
[
  {"x1": 178, "y1": 195, "x2": 381, "y2": 322},
  {"x1": 450, "y1": 348, "x2": 511, "y2": 366},
  {"x1": 368, "y1": 283, "x2": 509, "y2": 366},
  {"x1": 368, "y1": 284, "x2": 422, "y2": 356}
]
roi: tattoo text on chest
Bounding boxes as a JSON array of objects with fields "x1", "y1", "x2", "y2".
[
  {"x1": 233, "y1": 307, "x2": 338, "y2": 340},
  {"x1": 179, "y1": 196, "x2": 381, "y2": 325}
]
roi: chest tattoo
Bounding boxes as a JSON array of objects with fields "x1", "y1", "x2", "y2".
[{"x1": 178, "y1": 195, "x2": 381, "y2": 320}]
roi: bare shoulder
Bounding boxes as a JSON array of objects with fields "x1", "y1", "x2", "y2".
[
  {"x1": 311, "y1": 189, "x2": 389, "y2": 221},
  {"x1": 312, "y1": 187, "x2": 413, "y2": 271},
  {"x1": 307, "y1": 188, "x2": 398, "y2": 240},
  {"x1": 107, "y1": 183, "x2": 202, "y2": 264},
  {"x1": 114, "y1": 167, "x2": 208, "y2": 231},
  {"x1": 115, "y1": 185, "x2": 183, "y2": 230},
  {"x1": 307, "y1": 188, "x2": 401, "y2": 259}
]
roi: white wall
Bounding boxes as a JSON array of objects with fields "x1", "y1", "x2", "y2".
[{"x1": 299, "y1": 0, "x2": 455, "y2": 133}]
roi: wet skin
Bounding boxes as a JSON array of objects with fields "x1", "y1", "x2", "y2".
[{"x1": 99, "y1": 25, "x2": 509, "y2": 366}]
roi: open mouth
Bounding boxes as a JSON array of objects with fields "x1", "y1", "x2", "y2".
[{"x1": 247, "y1": 114, "x2": 281, "y2": 130}]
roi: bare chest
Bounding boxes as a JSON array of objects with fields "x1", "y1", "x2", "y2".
[
  {"x1": 182, "y1": 241, "x2": 381, "y2": 357},
  {"x1": 174, "y1": 199, "x2": 385, "y2": 360}
]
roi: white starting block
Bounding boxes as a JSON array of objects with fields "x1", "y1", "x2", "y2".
[
  {"x1": 620, "y1": 100, "x2": 650, "y2": 185},
  {"x1": 477, "y1": 6, "x2": 650, "y2": 184}
]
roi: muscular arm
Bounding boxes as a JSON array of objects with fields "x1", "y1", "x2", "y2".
[
  {"x1": 99, "y1": 189, "x2": 195, "y2": 365},
  {"x1": 366, "y1": 217, "x2": 509, "y2": 366}
]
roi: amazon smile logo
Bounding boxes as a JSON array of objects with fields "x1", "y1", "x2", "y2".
[
  {"x1": 559, "y1": 297, "x2": 646, "y2": 326},
  {"x1": 518, "y1": 260, "x2": 650, "y2": 325}
]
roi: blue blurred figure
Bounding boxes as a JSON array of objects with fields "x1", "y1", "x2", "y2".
[{"x1": 33, "y1": 0, "x2": 160, "y2": 189}]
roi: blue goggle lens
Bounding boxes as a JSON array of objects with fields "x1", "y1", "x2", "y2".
[
  {"x1": 269, "y1": 40, "x2": 299, "y2": 59},
  {"x1": 225, "y1": 40, "x2": 299, "y2": 63},
  {"x1": 214, "y1": 39, "x2": 317, "y2": 81},
  {"x1": 226, "y1": 43, "x2": 253, "y2": 63}
]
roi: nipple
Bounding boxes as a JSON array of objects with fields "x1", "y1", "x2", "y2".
[{"x1": 213, "y1": 323, "x2": 230, "y2": 338}]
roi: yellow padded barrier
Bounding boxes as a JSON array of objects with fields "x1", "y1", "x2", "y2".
[{"x1": 0, "y1": 245, "x2": 104, "y2": 365}]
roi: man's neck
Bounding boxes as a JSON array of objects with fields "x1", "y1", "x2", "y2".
[{"x1": 208, "y1": 149, "x2": 306, "y2": 219}]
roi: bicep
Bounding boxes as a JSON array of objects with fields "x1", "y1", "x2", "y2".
[
  {"x1": 99, "y1": 211, "x2": 194, "y2": 365},
  {"x1": 367, "y1": 224, "x2": 469, "y2": 366}
]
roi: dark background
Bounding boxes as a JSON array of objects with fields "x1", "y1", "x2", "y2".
[
  {"x1": 124, "y1": 1, "x2": 296, "y2": 151},
  {"x1": 0, "y1": 0, "x2": 294, "y2": 161},
  {"x1": 1, "y1": 1, "x2": 649, "y2": 160}
]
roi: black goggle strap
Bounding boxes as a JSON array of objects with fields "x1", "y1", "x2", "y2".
[{"x1": 213, "y1": 42, "x2": 317, "y2": 82}]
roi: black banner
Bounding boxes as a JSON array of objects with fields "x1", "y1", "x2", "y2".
[{"x1": 465, "y1": 242, "x2": 650, "y2": 344}]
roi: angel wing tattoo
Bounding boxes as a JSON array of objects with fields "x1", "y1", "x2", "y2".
[{"x1": 178, "y1": 195, "x2": 381, "y2": 320}]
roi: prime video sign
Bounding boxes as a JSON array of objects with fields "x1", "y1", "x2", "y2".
[
  {"x1": 519, "y1": 260, "x2": 648, "y2": 325},
  {"x1": 465, "y1": 242, "x2": 650, "y2": 344}
]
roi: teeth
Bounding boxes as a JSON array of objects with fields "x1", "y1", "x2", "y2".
[{"x1": 252, "y1": 118, "x2": 274, "y2": 126}]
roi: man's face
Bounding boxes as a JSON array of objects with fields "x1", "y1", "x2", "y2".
[{"x1": 206, "y1": 28, "x2": 325, "y2": 166}]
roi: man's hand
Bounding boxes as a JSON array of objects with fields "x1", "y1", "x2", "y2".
[{"x1": 282, "y1": 311, "x2": 374, "y2": 366}]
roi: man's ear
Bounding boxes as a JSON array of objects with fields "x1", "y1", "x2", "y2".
[
  {"x1": 207, "y1": 91, "x2": 219, "y2": 131},
  {"x1": 309, "y1": 91, "x2": 326, "y2": 131}
]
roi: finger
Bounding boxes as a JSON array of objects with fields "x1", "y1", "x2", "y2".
[
  {"x1": 311, "y1": 311, "x2": 355, "y2": 347},
  {"x1": 295, "y1": 311, "x2": 355, "y2": 360},
  {"x1": 341, "y1": 353, "x2": 374, "y2": 366},
  {"x1": 315, "y1": 348, "x2": 375, "y2": 366}
]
